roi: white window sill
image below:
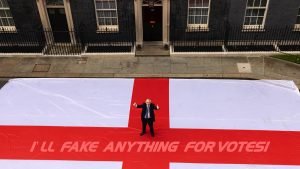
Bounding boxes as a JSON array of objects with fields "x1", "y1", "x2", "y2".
[
  {"x1": 97, "y1": 26, "x2": 119, "y2": 33},
  {"x1": 293, "y1": 25, "x2": 300, "y2": 31},
  {"x1": 186, "y1": 25, "x2": 209, "y2": 32},
  {"x1": 242, "y1": 25, "x2": 265, "y2": 32},
  {"x1": 0, "y1": 26, "x2": 17, "y2": 32}
]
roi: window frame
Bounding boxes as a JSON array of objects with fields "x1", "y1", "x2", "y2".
[
  {"x1": 186, "y1": 0, "x2": 211, "y2": 30},
  {"x1": 93, "y1": 0, "x2": 119, "y2": 33},
  {"x1": 0, "y1": 0, "x2": 16, "y2": 31},
  {"x1": 243, "y1": 0, "x2": 270, "y2": 30}
]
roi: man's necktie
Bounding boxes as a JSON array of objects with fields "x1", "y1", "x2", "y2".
[{"x1": 147, "y1": 104, "x2": 150, "y2": 118}]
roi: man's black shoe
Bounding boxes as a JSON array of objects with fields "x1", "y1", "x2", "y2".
[{"x1": 140, "y1": 132, "x2": 145, "y2": 136}]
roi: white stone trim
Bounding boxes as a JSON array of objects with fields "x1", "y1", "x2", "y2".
[
  {"x1": 135, "y1": 0, "x2": 170, "y2": 46},
  {"x1": 243, "y1": 0, "x2": 270, "y2": 30},
  {"x1": 134, "y1": 0, "x2": 143, "y2": 46},
  {"x1": 0, "y1": 26, "x2": 16, "y2": 31},
  {"x1": 186, "y1": 0, "x2": 211, "y2": 29},
  {"x1": 64, "y1": 0, "x2": 76, "y2": 43},
  {"x1": 163, "y1": 0, "x2": 170, "y2": 46},
  {"x1": 0, "y1": 0, "x2": 16, "y2": 29},
  {"x1": 169, "y1": 45, "x2": 284, "y2": 57},
  {"x1": 36, "y1": 0, "x2": 75, "y2": 43},
  {"x1": 93, "y1": 0, "x2": 119, "y2": 33}
]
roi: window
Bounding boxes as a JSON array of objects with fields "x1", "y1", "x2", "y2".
[
  {"x1": 243, "y1": 0, "x2": 268, "y2": 29},
  {"x1": 46, "y1": 0, "x2": 64, "y2": 6},
  {"x1": 0, "y1": 0, "x2": 15, "y2": 30},
  {"x1": 94, "y1": 0, "x2": 119, "y2": 32},
  {"x1": 295, "y1": 8, "x2": 300, "y2": 29},
  {"x1": 187, "y1": 0, "x2": 210, "y2": 29}
]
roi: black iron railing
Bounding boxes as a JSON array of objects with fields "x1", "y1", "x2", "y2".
[
  {"x1": 0, "y1": 26, "x2": 299, "y2": 54},
  {"x1": 0, "y1": 28, "x2": 135, "y2": 55},
  {"x1": 171, "y1": 25, "x2": 300, "y2": 52},
  {"x1": 80, "y1": 27, "x2": 134, "y2": 53},
  {"x1": 0, "y1": 28, "x2": 45, "y2": 53}
]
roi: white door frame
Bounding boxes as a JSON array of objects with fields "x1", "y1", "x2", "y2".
[
  {"x1": 36, "y1": 0, "x2": 76, "y2": 43},
  {"x1": 134, "y1": 0, "x2": 170, "y2": 47}
]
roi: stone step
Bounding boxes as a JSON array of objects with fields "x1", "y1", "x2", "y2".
[{"x1": 136, "y1": 43, "x2": 170, "y2": 57}]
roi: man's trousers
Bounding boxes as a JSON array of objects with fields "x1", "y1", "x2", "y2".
[{"x1": 141, "y1": 118, "x2": 154, "y2": 135}]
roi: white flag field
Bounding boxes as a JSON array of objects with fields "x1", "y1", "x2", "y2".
[{"x1": 0, "y1": 78, "x2": 299, "y2": 169}]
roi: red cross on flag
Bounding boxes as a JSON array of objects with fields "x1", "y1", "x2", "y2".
[{"x1": 0, "y1": 78, "x2": 300, "y2": 169}]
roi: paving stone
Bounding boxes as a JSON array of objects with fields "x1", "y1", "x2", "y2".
[
  {"x1": 171, "y1": 63, "x2": 188, "y2": 74},
  {"x1": 135, "y1": 63, "x2": 154, "y2": 74},
  {"x1": 0, "y1": 55, "x2": 299, "y2": 89}
]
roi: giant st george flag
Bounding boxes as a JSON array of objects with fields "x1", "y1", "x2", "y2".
[{"x1": 0, "y1": 78, "x2": 300, "y2": 169}]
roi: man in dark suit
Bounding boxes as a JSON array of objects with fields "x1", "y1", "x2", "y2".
[{"x1": 133, "y1": 99, "x2": 159, "y2": 137}]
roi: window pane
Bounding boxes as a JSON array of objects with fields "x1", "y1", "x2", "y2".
[
  {"x1": 95, "y1": 0, "x2": 118, "y2": 28},
  {"x1": 257, "y1": 17, "x2": 263, "y2": 25},
  {"x1": 2, "y1": 18, "x2": 8, "y2": 26},
  {"x1": 195, "y1": 16, "x2": 201, "y2": 24},
  {"x1": 104, "y1": 11, "x2": 109, "y2": 17},
  {"x1": 109, "y1": 1, "x2": 116, "y2": 9},
  {"x1": 202, "y1": 9, "x2": 208, "y2": 15},
  {"x1": 195, "y1": 0, "x2": 201, "y2": 7},
  {"x1": 59, "y1": 8, "x2": 65, "y2": 14},
  {"x1": 250, "y1": 17, "x2": 256, "y2": 25},
  {"x1": 97, "y1": 11, "x2": 103, "y2": 17},
  {"x1": 188, "y1": 0, "x2": 210, "y2": 27},
  {"x1": 203, "y1": 0, "x2": 209, "y2": 7},
  {"x1": 194, "y1": 8, "x2": 202, "y2": 15},
  {"x1": 96, "y1": 1, "x2": 102, "y2": 9},
  {"x1": 105, "y1": 18, "x2": 111, "y2": 25},
  {"x1": 297, "y1": 17, "x2": 300, "y2": 24},
  {"x1": 6, "y1": 10, "x2": 12, "y2": 17},
  {"x1": 188, "y1": 16, "x2": 194, "y2": 24},
  {"x1": 99, "y1": 18, "x2": 105, "y2": 25},
  {"x1": 0, "y1": 10, "x2": 5, "y2": 17},
  {"x1": 1, "y1": 0, "x2": 9, "y2": 8},
  {"x1": 103, "y1": 1, "x2": 109, "y2": 9},
  {"x1": 201, "y1": 16, "x2": 208, "y2": 24},
  {"x1": 111, "y1": 18, "x2": 117, "y2": 25},
  {"x1": 111, "y1": 11, "x2": 117, "y2": 17},
  {"x1": 258, "y1": 9, "x2": 265, "y2": 16},
  {"x1": 252, "y1": 9, "x2": 259, "y2": 16},
  {"x1": 260, "y1": 0, "x2": 267, "y2": 7},
  {"x1": 48, "y1": 8, "x2": 55, "y2": 14},
  {"x1": 244, "y1": 17, "x2": 250, "y2": 25},
  {"x1": 254, "y1": 0, "x2": 260, "y2": 7},
  {"x1": 244, "y1": 0, "x2": 267, "y2": 27},
  {"x1": 189, "y1": 8, "x2": 196, "y2": 15},
  {"x1": 246, "y1": 9, "x2": 252, "y2": 16},
  {"x1": 247, "y1": 0, "x2": 254, "y2": 7},
  {"x1": 189, "y1": 0, "x2": 196, "y2": 7},
  {"x1": 46, "y1": 0, "x2": 64, "y2": 6},
  {"x1": 8, "y1": 18, "x2": 14, "y2": 26}
]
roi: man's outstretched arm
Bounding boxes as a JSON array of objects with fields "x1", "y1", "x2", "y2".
[
  {"x1": 153, "y1": 104, "x2": 159, "y2": 110},
  {"x1": 133, "y1": 102, "x2": 143, "y2": 108}
]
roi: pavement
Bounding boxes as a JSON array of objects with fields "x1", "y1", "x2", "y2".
[{"x1": 0, "y1": 55, "x2": 299, "y2": 88}]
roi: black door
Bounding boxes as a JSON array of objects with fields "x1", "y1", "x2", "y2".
[
  {"x1": 47, "y1": 8, "x2": 70, "y2": 42},
  {"x1": 142, "y1": 6, "x2": 162, "y2": 41}
]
